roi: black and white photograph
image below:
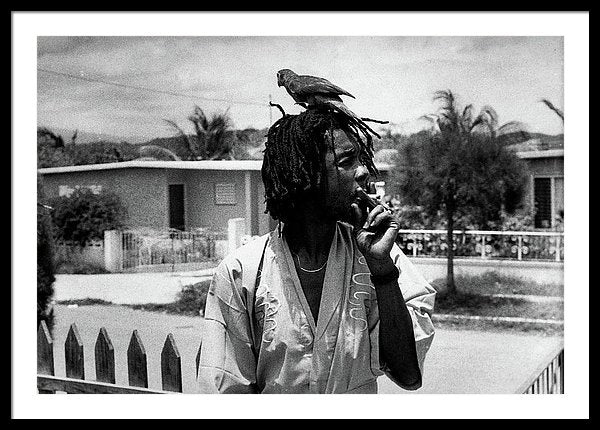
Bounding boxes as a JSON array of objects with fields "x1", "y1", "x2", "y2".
[{"x1": 13, "y1": 11, "x2": 588, "y2": 419}]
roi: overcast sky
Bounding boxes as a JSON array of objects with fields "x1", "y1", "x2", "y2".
[{"x1": 37, "y1": 36, "x2": 564, "y2": 140}]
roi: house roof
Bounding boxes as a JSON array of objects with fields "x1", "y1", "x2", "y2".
[
  {"x1": 38, "y1": 159, "x2": 394, "y2": 175},
  {"x1": 370, "y1": 147, "x2": 564, "y2": 163},
  {"x1": 515, "y1": 149, "x2": 564, "y2": 159}
]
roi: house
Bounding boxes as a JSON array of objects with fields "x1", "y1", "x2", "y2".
[
  {"x1": 38, "y1": 160, "x2": 393, "y2": 236},
  {"x1": 516, "y1": 149, "x2": 564, "y2": 229},
  {"x1": 375, "y1": 143, "x2": 564, "y2": 230}
]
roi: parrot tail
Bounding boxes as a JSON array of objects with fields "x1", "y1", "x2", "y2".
[{"x1": 323, "y1": 99, "x2": 382, "y2": 140}]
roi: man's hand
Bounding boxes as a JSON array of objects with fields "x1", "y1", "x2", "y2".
[{"x1": 350, "y1": 202, "x2": 400, "y2": 277}]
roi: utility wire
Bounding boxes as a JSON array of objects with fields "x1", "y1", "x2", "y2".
[{"x1": 38, "y1": 67, "x2": 269, "y2": 107}]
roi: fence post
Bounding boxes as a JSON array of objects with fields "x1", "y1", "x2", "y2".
[
  {"x1": 480, "y1": 235, "x2": 486, "y2": 259},
  {"x1": 517, "y1": 236, "x2": 523, "y2": 261},
  {"x1": 65, "y1": 323, "x2": 85, "y2": 381},
  {"x1": 95, "y1": 327, "x2": 116, "y2": 384},
  {"x1": 161, "y1": 333, "x2": 183, "y2": 392},
  {"x1": 104, "y1": 230, "x2": 123, "y2": 272},
  {"x1": 37, "y1": 320, "x2": 55, "y2": 394},
  {"x1": 228, "y1": 218, "x2": 246, "y2": 254},
  {"x1": 555, "y1": 235, "x2": 561, "y2": 262},
  {"x1": 127, "y1": 330, "x2": 149, "y2": 388}
]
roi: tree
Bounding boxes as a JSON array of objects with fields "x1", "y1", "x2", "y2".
[
  {"x1": 164, "y1": 105, "x2": 234, "y2": 160},
  {"x1": 395, "y1": 90, "x2": 529, "y2": 295},
  {"x1": 37, "y1": 127, "x2": 139, "y2": 167},
  {"x1": 37, "y1": 127, "x2": 73, "y2": 168},
  {"x1": 37, "y1": 175, "x2": 56, "y2": 332},
  {"x1": 38, "y1": 127, "x2": 65, "y2": 149},
  {"x1": 49, "y1": 188, "x2": 128, "y2": 247},
  {"x1": 67, "y1": 141, "x2": 138, "y2": 165}
]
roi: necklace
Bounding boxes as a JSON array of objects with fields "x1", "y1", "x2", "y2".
[{"x1": 293, "y1": 252, "x2": 327, "y2": 273}]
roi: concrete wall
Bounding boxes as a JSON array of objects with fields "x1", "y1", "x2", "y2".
[
  {"x1": 41, "y1": 168, "x2": 169, "y2": 229},
  {"x1": 55, "y1": 241, "x2": 105, "y2": 269},
  {"x1": 179, "y1": 170, "x2": 248, "y2": 233},
  {"x1": 526, "y1": 156, "x2": 564, "y2": 177},
  {"x1": 41, "y1": 167, "x2": 269, "y2": 235},
  {"x1": 40, "y1": 166, "x2": 394, "y2": 237}
]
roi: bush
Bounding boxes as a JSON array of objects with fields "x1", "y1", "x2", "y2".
[
  {"x1": 49, "y1": 188, "x2": 127, "y2": 246},
  {"x1": 37, "y1": 176, "x2": 56, "y2": 332},
  {"x1": 128, "y1": 278, "x2": 211, "y2": 317},
  {"x1": 174, "y1": 279, "x2": 211, "y2": 316},
  {"x1": 55, "y1": 261, "x2": 110, "y2": 274}
]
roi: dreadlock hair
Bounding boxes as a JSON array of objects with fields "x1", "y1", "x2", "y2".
[{"x1": 262, "y1": 107, "x2": 380, "y2": 226}]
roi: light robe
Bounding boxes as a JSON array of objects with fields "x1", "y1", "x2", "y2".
[{"x1": 197, "y1": 222, "x2": 436, "y2": 394}]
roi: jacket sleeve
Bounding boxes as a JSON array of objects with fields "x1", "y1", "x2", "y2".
[
  {"x1": 197, "y1": 257, "x2": 258, "y2": 394},
  {"x1": 369, "y1": 244, "x2": 436, "y2": 378}
]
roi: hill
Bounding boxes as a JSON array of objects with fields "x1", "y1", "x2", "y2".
[{"x1": 40, "y1": 126, "x2": 151, "y2": 145}]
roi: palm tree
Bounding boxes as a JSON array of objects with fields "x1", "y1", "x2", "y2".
[
  {"x1": 164, "y1": 105, "x2": 234, "y2": 160},
  {"x1": 540, "y1": 98, "x2": 564, "y2": 122},
  {"x1": 422, "y1": 90, "x2": 529, "y2": 294},
  {"x1": 424, "y1": 91, "x2": 529, "y2": 145}
]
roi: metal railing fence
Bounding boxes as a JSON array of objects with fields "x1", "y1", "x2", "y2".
[
  {"x1": 121, "y1": 227, "x2": 226, "y2": 270},
  {"x1": 397, "y1": 229, "x2": 564, "y2": 262}
]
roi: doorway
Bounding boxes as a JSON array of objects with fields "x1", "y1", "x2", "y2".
[{"x1": 169, "y1": 184, "x2": 185, "y2": 230}]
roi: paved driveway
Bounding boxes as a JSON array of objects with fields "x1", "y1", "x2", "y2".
[{"x1": 49, "y1": 304, "x2": 562, "y2": 394}]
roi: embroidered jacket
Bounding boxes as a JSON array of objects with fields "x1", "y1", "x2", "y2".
[{"x1": 197, "y1": 222, "x2": 436, "y2": 394}]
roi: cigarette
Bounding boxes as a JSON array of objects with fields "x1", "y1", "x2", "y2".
[{"x1": 354, "y1": 186, "x2": 393, "y2": 212}]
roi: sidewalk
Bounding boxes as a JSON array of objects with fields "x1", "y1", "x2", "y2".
[{"x1": 53, "y1": 269, "x2": 215, "y2": 305}]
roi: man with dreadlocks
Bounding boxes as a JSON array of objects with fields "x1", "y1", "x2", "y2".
[{"x1": 197, "y1": 107, "x2": 436, "y2": 394}]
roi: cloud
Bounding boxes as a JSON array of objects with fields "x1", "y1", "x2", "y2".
[
  {"x1": 36, "y1": 36, "x2": 564, "y2": 137},
  {"x1": 37, "y1": 36, "x2": 96, "y2": 56}
]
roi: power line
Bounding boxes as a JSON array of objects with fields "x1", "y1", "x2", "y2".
[{"x1": 37, "y1": 67, "x2": 269, "y2": 107}]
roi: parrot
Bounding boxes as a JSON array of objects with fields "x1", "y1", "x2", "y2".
[
  {"x1": 276, "y1": 68, "x2": 355, "y2": 107},
  {"x1": 276, "y1": 69, "x2": 383, "y2": 138}
]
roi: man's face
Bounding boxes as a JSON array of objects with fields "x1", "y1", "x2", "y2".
[{"x1": 319, "y1": 129, "x2": 370, "y2": 223}]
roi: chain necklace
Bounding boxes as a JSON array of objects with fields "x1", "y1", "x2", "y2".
[{"x1": 293, "y1": 252, "x2": 327, "y2": 273}]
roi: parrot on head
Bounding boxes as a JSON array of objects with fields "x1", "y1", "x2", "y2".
[
  {"x1": 276, "y1": 68, "x2": 384, "y2": 139},
  {"x1": 276, "y1": 68, "x2": 355, "y2": 107}
]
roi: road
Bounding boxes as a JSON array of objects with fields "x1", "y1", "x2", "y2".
[
  {"x1": 53, "y1": 270, "x2": 213, "y2": 305},
  {"x1": 48, "y1": 304, "x2": 563, "y2": 394}
]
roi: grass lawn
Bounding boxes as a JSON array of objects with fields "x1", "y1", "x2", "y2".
[
  {"x1": 430, "y1": 272, "x2": 563, "y2": 336},
  {"x1": 57, "y1": 271, "x2": 564, "y2": 336},
  {"x1": 434, "y1": 292, "x2": 563, "y2": 320},
  {"x1": 430, "y1": 271, "x2": 563, "y2": 297}
]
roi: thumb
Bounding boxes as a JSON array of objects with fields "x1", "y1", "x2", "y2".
[{"x1": 350, "y1": 202, "x2": 366, "y2": 233}]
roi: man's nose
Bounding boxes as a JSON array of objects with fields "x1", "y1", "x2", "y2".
[{"x1": 354, "y1": 165, "x2": 369, "y2": 187}]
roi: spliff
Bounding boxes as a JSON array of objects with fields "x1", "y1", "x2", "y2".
[{"x1": 354, "y1": 186, "x2": 393, "y2": 212}]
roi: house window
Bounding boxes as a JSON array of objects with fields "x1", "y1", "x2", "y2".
[
  {"x1": 215, "y1": 183, "x2": 236, "y2": 205},
  {"x1": 533, "y1": 176, "x2": 564, "y2": 229},
  {"x1": 58, "y1": 185, "x2": 102, "y2": 197}
]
